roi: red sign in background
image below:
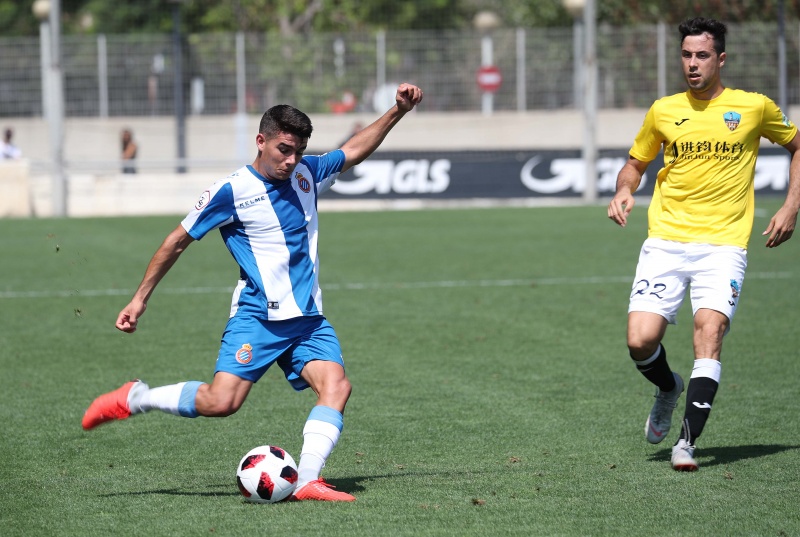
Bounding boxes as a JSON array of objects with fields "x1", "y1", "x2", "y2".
[{"x1": 476, "y1": 65, "x2": 502, "y2": 93}]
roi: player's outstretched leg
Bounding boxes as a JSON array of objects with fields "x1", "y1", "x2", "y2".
[
  {"x1": 82, "y1": 379, "x2": 148, "y2": 430},
  {"x1": 645, "y1": 372, "x2": 684, "y2": 443},
  {"x1": 82, "y1": 380, "x2": 206, "y2": 430},
  {"x1": 671, "y1": 438, "x2": 699, "y2": 471}
]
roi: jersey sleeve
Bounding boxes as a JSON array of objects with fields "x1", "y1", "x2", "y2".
[
  {"x1": 180, "y1": 181, "x2": 236, "y2": 240},
  {"x1": 760, "y1": 95, "x2": 798, "y2": 146},
  {"x1": 302, "y1": 149, "x2": 346, "y2": 195},
  {"x1": 629, "y1": 105, "x2": 664, "y2": 163}
]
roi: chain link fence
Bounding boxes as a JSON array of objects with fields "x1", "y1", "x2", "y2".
[{"x1": 2, "y1": 22, "x2": 799, "y2": 118}]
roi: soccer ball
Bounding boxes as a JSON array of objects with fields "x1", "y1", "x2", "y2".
[{"x1": 236, "y1": 445, "x2": 298, "y2": 503}]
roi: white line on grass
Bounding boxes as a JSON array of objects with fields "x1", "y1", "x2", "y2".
[{"x1": 0, "y1": 271, "x2": 795, "y2": 299}]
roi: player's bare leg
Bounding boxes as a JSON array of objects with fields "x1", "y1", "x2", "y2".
[
  {"x1": 82, "y1": 372, "x2": 252, "y2": 430},
  {"x1": 292, "y1": 361, "x2": 355, "y2": 501},
  {"x1": 672, "y1": 309, "x2": 727, "y2": 471},
  {"x1": 194, "y1": 372, "x2": 253, "y2": 417},
  {"x1": 627, "y1": 312, "x2": 684, "y2": 443}
]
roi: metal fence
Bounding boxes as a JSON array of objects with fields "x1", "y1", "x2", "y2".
[{"x1": 1, "y1": 21, "x2": 799, "y2": 118}]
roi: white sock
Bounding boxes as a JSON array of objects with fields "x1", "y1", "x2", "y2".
[
  {"x1": 297, "y1": 420, "x2": 341, "y2": 488},
  {"x1": 692, "y1": 358, "x2": 722, "y2": 382},
  {"x1": 130, "y1": 382, "x2": 186, "y2": 416}
]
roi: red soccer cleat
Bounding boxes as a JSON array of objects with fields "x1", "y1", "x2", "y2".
[
  {"x1": 291, "y1": 478, "x2": 356, "y2": 502},
  {"x1": 81, "y1": 380, "x2": 144, "y2": 430}
]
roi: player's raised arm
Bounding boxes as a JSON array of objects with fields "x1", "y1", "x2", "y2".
[
  {"x1": 763, "y1": 132, "x2": 800, "y2": 247},
  {"x1": 339, "y1": 82, "x2": 423, "y2": 173},
  {"x1": 116, "y1": 225, "x2": 195, "y2": 333},
  {"x1": 608, "y1": 156, "x2": 649, "y2": 228}
]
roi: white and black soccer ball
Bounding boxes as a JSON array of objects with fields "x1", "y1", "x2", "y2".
[{"x1": 236, "y1": 445, "x2": 298, "y2": 503}]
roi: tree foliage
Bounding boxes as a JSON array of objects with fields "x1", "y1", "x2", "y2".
[
  {"x1": 0, "y1": 0, "x2": 38, "y2": 35},
  {"x1": 1, "y1": 0, "x2": 797, "y2": 36},
  {"x1": 600, "y1": 0, "x2": 798, "y2": 25}
]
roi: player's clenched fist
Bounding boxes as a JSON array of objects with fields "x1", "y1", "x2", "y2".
[{"x1": 396, "y1": 83, "x2": 423, "y2": 111}]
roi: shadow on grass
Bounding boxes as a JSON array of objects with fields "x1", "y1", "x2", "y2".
[
  {"x1": 647, "y1": 443, "x2": 800, "y2": 467},
  {"x1": 100, "y1": 483, "x2": 240, "y2": 497},
  {"x1": 99, "y1": 476, "x2": 377, "y2": 499},
  {"x1": 100, "y1": 470, "x2": 470, "y2": 499}
]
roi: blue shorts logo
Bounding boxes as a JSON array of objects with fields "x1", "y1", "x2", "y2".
[{"x1": 236, "y1": 343, "x2": 253, "y2": 364}]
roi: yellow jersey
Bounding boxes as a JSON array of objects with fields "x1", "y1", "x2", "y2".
[{"x1": 630, "y1": 88, "x2": 797, "y2": 248}]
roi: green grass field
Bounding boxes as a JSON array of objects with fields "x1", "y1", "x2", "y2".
[{"x1": 2, "y1": 200, "x2": 799, "y2": 536}]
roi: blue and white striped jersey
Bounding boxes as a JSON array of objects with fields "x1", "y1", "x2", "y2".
[{"x1": 181, "y1": 150, "x2": 345, "y2": 321}]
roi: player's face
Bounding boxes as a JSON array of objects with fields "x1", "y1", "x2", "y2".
[
  {"x1": 681, "y1": 33, "x2": 726, "y2": 99},
  {"x1": 254, "y1": 131, "x2": 308, "y2": 180}
]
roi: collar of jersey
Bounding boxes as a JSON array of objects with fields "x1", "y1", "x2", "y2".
[{"x1": 247, "y1": 164, "x2": 290, "y2": 185}]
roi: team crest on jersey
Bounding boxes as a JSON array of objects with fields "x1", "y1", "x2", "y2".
[
  {"x1": 236, "y1": 343, "x2": 253, "y2": 364},
  {"x1": 296, "y1": 172, "x2": 311, "y2": 193},
  {"x1": 730, "y1": 279, "x2": 740, "y2": 298},
  {"x1": 195, "y1": 190, "x2": 211, "y2": 210},
  {"x1": 723, "y1": 111, "x2": 741, "y2": 131}
]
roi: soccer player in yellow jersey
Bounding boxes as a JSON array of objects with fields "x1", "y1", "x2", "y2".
[{"x1": 608, "y1": 17, "x2": 800, "y2": 471}]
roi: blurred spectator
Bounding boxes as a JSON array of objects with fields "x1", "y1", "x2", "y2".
[
  {"x1": 338, "y1": 121, "x2": 363, "y2": 148},
  {"x1": 328, "y1": 90, "x2": 357, "y2": 114},
  {"x1": 0, "y1": 127, "x2": 22, "y2": 159},
  {"x1": 121, "y1": 128, "x2": 138, "y2": 174}
]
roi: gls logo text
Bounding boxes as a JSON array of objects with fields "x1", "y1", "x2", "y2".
[
  {"x1": 519, "y1": 154, "x2": 791, "y2": 194},
  {"x1": 520, "y1": 156, "x2": 642, "y2": 194},
  {"x1": 331, "y1": 159, "x2": 451, "y2": 195}
]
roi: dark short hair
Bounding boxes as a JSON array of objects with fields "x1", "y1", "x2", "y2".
[
  {"x1": 679, "y1": 17, "x2": 727, "y2": 55},
  {"x1": 258, "y1": 105, "x2": 313, "y2": 140}
]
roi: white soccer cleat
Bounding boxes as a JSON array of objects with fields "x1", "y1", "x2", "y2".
[
  {"x1": 645, "y1": 372, "x2": 684, "y2": 444},
  {"x1": 671, "y1": 439, "x2": 699, "y2": 471}
]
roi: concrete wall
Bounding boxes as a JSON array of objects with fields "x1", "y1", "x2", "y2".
[
  {"x1": 4, "y1": 109, "x2": 653, "y2": 164},
  {"x1": 3, "y1": 106, "x2": 797, "y2": 218},
  {"x1": 0, "y1": 160, "x2": 32, "y2": 218}
]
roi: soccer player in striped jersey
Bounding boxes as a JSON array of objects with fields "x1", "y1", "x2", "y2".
[
  {"x1": 83, "y1": 83, "x2": 423, "y2": 501},
  {"x1": 608, "y1": 18, "x2": 800, "y2": 471}
]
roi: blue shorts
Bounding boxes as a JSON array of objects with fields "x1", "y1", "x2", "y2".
[{"x1": 215, "y1": 314, "x2": 344, "y2": 390}]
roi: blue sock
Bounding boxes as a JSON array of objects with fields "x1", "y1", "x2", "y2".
[
  {"x1": 178, "y1": 381, "x2": 203, "y2": 418},
  {"x1": 308, "y1": 405, "x2": 344, "y2": 431}
]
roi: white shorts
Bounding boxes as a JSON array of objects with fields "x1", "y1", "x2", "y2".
[{"x1": 628, "y1": 238, "x2": 747, "y2": 325}]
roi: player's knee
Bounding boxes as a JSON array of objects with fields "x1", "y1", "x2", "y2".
[
  {"x1": 627, "y1": 312, "x2": 668, "y2": 359},
  {"x1": 342, "y1": 377, "x2": 352, "y2": 399},
  {"x1": 627, "y1": 334, "x2": 660, "y2": 359},
  {"x1": 693, "y1": 324, "x2": 726, "y2": 356},
  {"x1": 695, "y1": 321, "x2": 726, "y2": 342},
  {"x1": 322, "y1": 376, "x2": 352, "y2": 405},
  {"x1": 332, "y1": 376, "x2": 352, "y2": 400}
]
